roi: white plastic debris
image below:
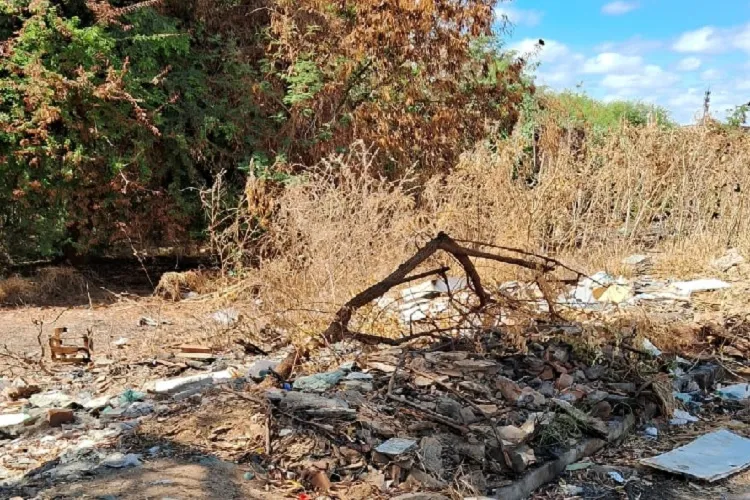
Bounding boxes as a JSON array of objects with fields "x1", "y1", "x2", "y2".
[
  {"x1": 641, "y1": 429, "x2": 750, "y2": 481},
  {"x1": 670, "y1": 279, "x2": 730, "y2": 297},
  {"x1": 0, "y1": 413, "x2": 30, "y2": 428},
  {"x1": 113, "y1": 337, "x2": 129, "y2": 347},
  {"x1": 101, "y1": 452, "x2": 142, "y2": 468},
  {"x1": 608, "y1": 471, "x2": 625, "y2": 484},
  {"x1": 144, "y1": 369, "x2": 235, "y2": 394},
  {"x1": 717, "y1": 383, "x2": 750, "y2": 400},
  {"x1": 642, "y1": 338, "x2": 662, "y2": 357},
  {"x1": 645, "y1": 426, "x2": 659, "y2": 438},
  {"x1": 670, "y1": 409, "x2": 699, "y2": 426},
  {"x1": 211, "y1": 308, "x2": 239, "y2": 325}
]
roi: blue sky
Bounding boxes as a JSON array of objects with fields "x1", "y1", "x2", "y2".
[{"x1": 497, "y1": 1, "x2": 750, "y2": 123}]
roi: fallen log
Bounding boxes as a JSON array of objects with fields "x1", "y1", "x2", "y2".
[{"x1": 492, "y1": 413, "x2": 635, "y2": 500}]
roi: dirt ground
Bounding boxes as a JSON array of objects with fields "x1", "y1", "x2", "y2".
[{"x1": 4, "y1": 261, "x2": 750, "y2": 499}]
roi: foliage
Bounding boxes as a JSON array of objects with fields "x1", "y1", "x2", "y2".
[
  {"x1": 0, "y1": 0, "x2": 530, "y2": 260},
  {"x1": 726, "y1": 103, "x2": 749, "y2": 128},
  {"x1": 543, "y1": 90, "x2": 673, "y2": 130}
]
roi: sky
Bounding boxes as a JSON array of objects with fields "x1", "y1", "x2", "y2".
[{"x1": 497, "y1": 0, "x2": 750, "y2": 123}]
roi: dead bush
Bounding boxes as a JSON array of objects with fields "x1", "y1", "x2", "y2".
[{"x1": 207, "y1": 125, "x2": 750, "y2": 345}]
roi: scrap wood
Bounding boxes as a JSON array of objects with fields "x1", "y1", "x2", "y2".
[
  {"x1": 272, "y1": 232, "x2": 558, "y2": 380},
  {"x1": 493, "y1": 413, "x2": 635, "y2": 500}
]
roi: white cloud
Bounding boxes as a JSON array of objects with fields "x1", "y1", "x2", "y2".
[
  {"x1": 601, "y1": 64, "x2": 679, "y2": 90},
  {"x1": 583, "y1": 52, "x2": 643, "y2": 73},
  {"x1": 676, "y1": 57, "x2": 702, "y2": 71},
  {"x1": 509, "y1": 38, "x2": 571, "y2": 64},
  {"x1": 731, "y1": 23, "x2": 750, "y2": 52},
  {"x1": 495, "y1": 7, "x2": 544, "y2": 27},
  {"x1": 701, "y1": 68, "x2": 722, "y2": 81},
  {"x1": 673, "y1": 26, "x2": 722, "y2": 53},
  {"x1": 596, "y1": 36, "x2": 663, "y2": 55},
  {"x1": 601, "y1": 1, "x2": 639, "y2": 15}
]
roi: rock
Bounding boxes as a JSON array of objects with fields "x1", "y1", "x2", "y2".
[
  {"x1": 393, "y1": 494, "x2": 450, "y2": 500},
  {"x1": 47, "y1": 409, "x2": 74, "y2": 427},
  {"x1": 247, "y1": 359, "x2": 280, "y2": 381},
  {"x1": 496, "y1": 376, "x2": 522, "y2": 402},
  {"x1": 122, "y1": 402, "x2": 154, "y2": 418},
  {"x1": 546, "y1": 344, "x2": 570, "y2": 364},
  {"x1": 436, "y1": 397, "x2": 463, "y2": 420},
  {"x1": 622, "y1": 254, "x2": 651, "y2": 267},
  {"x1": 539, "y1": 366, "x2": 555, "y2": 381},
  {"x1": 645, "y1": 426, "x2": 658, "y2": 438},
  {"x1": 83, "y1": 395, "x2": 111, "y2": 411},
  {"x1": 438, "y1": 434, "x2": 485, "y2": 463},
  {"x1": 3, "y1": 384, "x2": 41, "y2": 401},
  {"x1": 587, "y1": 390, "x2": 610, "y2": 403},
  {"x1": 477, "y1": 404, "x2": 498, "y2": 415},
  {"x1": 585, "y1": 364, "x2": 607, "y2": 381},
  {"x1": 590, "y1": 401, "x2": 612, "y2": 420},
  {"x1": 556, "y1": 373, "x2": 574, "y2": 390},
  {"x1": 711, "y1": 249, "x2": 745, "y2": 271},
  {"x1": 29, "y1": 390, "x2": 74, "y2": 408},
  {"x1": 538, "y1": 381, "x2": 555, "y2": 397},
  {"x1": 375, "y1": 438, "x2": 417, "y2": 456},
  {"x1": 508, "y1": 445, "x2": 536, "y2": 473},
  {"x1": 419, "y1": 436, "x2": 443, "y2": 476},
  {"x1": 517, "y1": 387, "x2": 545, "y2": 409},
  {"x1": 405, "y1": 469, "x2": 447, "y2": 489},
  {"x1": 459, "y1": 407, "x2": 478, "y2": 425}
]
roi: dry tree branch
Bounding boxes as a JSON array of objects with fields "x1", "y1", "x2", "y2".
[{"x1": 271, "y1": 232, "x2": 557, "y2": 380}]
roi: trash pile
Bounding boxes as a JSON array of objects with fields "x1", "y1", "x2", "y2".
[{"x1": 2, "y1": 241, "x2": 750, "y2": 499}]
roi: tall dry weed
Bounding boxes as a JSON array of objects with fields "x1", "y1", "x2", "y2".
[{"x1": 222, "y1": 125, "x2": 750, "y2": 342}]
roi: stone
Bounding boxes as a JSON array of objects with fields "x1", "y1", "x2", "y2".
[
  {"x1": 419, "y1": 436, "x2": 443, "y2": 476},
  {"x1": 247, "y1": 359, "x2": 280, "y2": 381},
  {"x1": 393, "y1": 494, "x2": 450, "y2": 500},
  {"x1": 517, "y1": 387, "x2": 545, "y2": 409},
  {"x1": 508, "y1": 445, "x2": 536, "y2": 473},
  {"x1": 30, "y1": 390, "x2": 74, "y2": 408},
  {"x1": 83, "y1": 395, "x2": 111, "y2": 411},
  {"x1": 435, "y1": 397, "x2": 463, "y2": 420},
  {"x1": 711, "y1": 249, "x2": 745, "y2": 271},
  {"x1": 459, "y1": 407, "x2": 478, "y2": 425},
  {"x1": 538, "y1": 381, "x2": 556, "y2": 397},
  {"x1": 556, "y1": 373, "x2": 574, "y2": 390},
  {"x1": 47, "y1": 408, "x2": 74, "y2": 427},
  {"x1": 590, "y1": 401, "x2": 612, "y2": 420},
  {"x1": 495, "y1": 376, "x2": 522, "y2": 402},
  {"x1": 405, "y1": 469, "x2": 447, "y2": 489},
  {"x1": 585, "y1": 364, "x2": 607, "y2": 381}
]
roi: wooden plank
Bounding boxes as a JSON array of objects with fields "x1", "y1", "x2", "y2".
[
  {"x1": 179, "y1": 344, "x2": 214, "y2": 354},
  {"x1": 175, "y1": 352, "x2": 215, "y2": 361}
]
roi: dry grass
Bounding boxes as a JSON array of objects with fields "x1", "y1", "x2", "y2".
[
  {"x1": 188, "y1": 123, "x2": 750, "y2": 343},
  {"x1": 0, "y1": 267, "x2": 92, "y2": 305}
]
